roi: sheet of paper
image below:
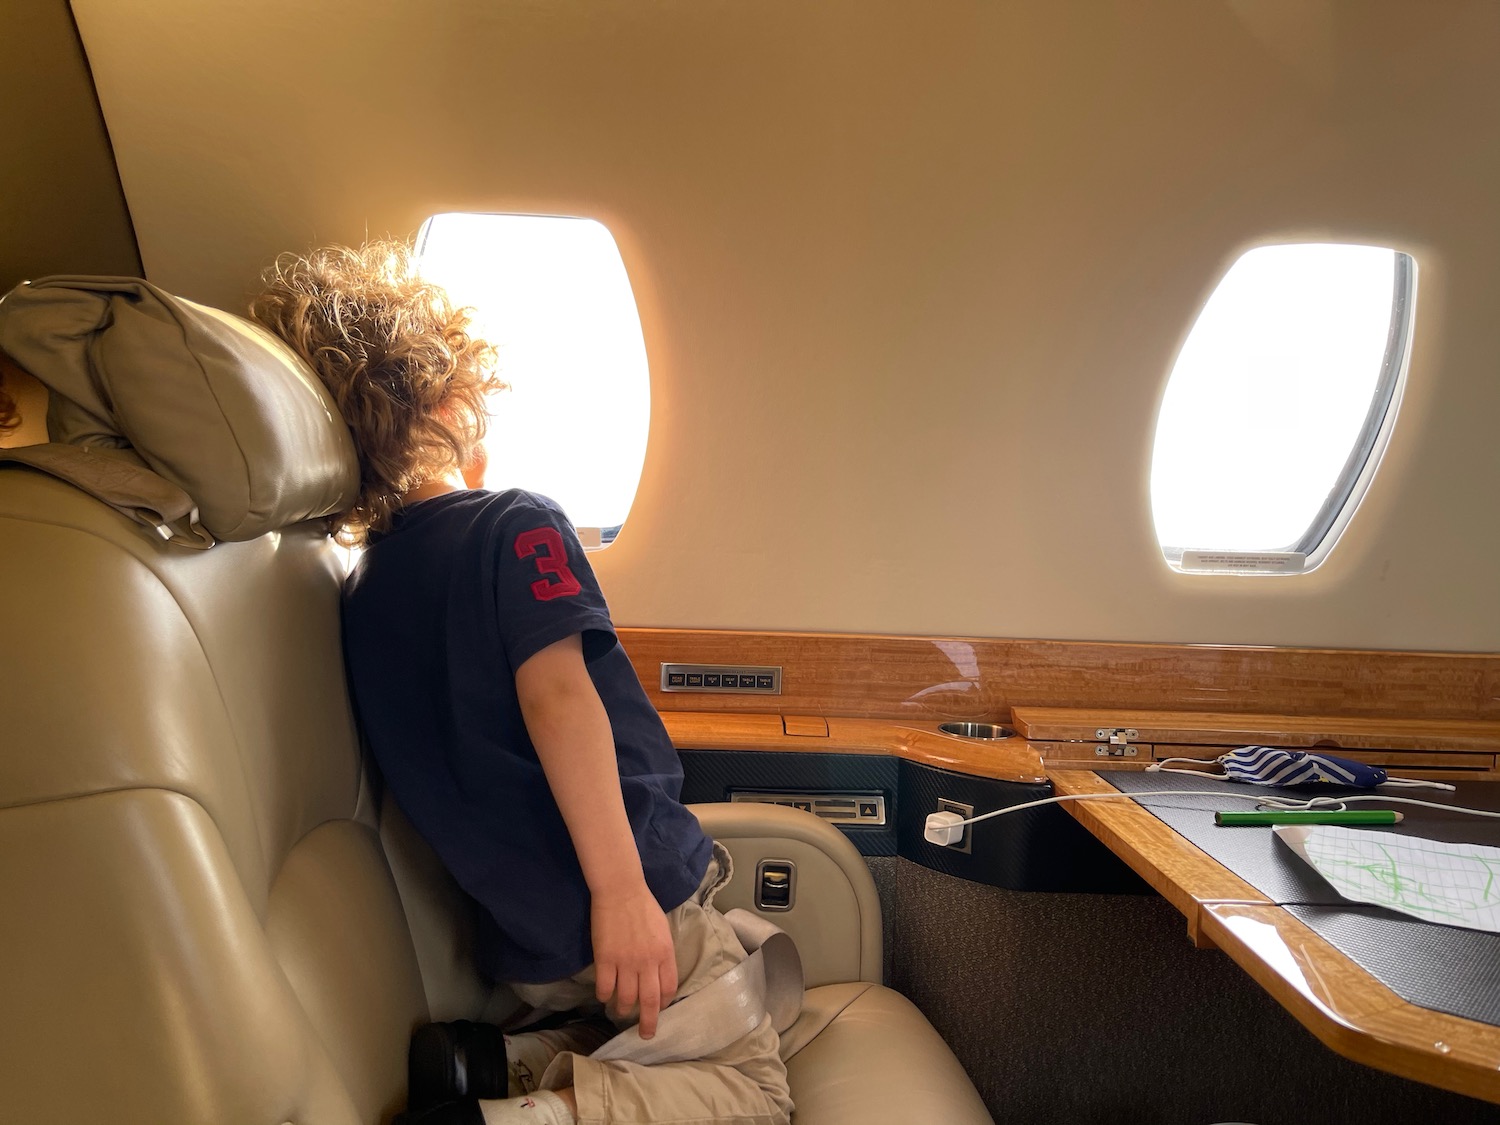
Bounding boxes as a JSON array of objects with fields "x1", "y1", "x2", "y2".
[{"x1": 1276, "y1": 824, "x2": 1500, "y2": 933}]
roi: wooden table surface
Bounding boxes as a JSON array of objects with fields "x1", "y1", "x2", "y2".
[
  {"x1": 1051, "y1": 769, "x2": 1500, "y2": 1106},
  {"x1": 661, "y1": 708, "x2": 1500, "y2": 1104}
]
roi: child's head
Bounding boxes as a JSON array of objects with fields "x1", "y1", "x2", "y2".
[
  {"x1": 250, "y1": 240, "x2": 503, "y2": 545},
  {"x1": 0, "y1": 350, "x2": 48, "y2": 448}
]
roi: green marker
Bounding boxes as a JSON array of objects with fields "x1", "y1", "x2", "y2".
[{"x1": 1214, "y1": 810, "x2": 1403, "y2": 826}]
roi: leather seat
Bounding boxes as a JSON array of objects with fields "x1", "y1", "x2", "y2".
[
  {"x1": 0, "y1": 278, "x2": 992, "y2": 1124},
  {"x1": 384, "y1": 795, "x2": 993, "y2": 1125}
]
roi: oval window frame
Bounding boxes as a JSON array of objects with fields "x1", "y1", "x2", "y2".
[
  {"x1": 1150, "y1": 245, "x2": 1418, "y2": 575},
  {"x1": 414, "y1": 211, "x2": 652, "y2": 550}
]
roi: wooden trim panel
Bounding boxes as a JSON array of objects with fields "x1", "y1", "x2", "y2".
[
  {"x1": 661, "y1": 712, "x2": 1049, "y2": 784},
  {"x1": 1013, "y1": 708, "x2": 1500, "y2": 752},
  {"x1": 1036, "y1": 744, "x2": 1500, "y2": 776},
  {"x1": 1049, "y1": 770, "x2": 1269, "y2": 945},
  {"x1": 645, "y1": 631, "x2": 1500, "y2": 1103},
  {"x1": 1053, "y1": 767, "x2": 1500, "y2": 1105},
  {"x1": 1203, "y1": 903, "x2": 1500, "y2": 1105},
  {"x1": 619, "y1": 628, "x2": 1500, "y2": 724},
  {"x1": 781, "y1": 714, "x2": 830, "y2": 737},
  {"x1": 1019, "y1": 707, "x2": 1500, "y2": 777}
]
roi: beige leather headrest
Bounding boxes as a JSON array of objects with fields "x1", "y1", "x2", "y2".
[{"x1": 0, "y1": 276, "x2": 357, "y2": 541}]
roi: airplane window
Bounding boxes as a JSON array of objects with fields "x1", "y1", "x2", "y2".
[
  {"x1": 1149, "y1": 243, "x2": 1416, "y2": 574},
  {"x1": 415, "y1": 212, "x2": 651, "y2": 548}
]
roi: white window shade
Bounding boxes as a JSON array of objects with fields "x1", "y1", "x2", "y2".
[
  {"x1": 1149, "y1": 243, "x2": 1416, "y2": 574},
  {"x1": 416, "y1": 213, "x2": 651, "y2": 544}
]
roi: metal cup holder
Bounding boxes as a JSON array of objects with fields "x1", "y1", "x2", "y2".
[{"x1": 938, "y1": 721, "x2": 1015, "y2": 740}]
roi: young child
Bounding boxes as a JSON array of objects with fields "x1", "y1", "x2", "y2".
[{"x1": 251, "y1": 242, "x2": 791, "y2": 1125}]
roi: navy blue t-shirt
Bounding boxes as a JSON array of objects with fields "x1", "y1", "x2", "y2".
[{"x1": 342, "y1": 488, "x2": 712, "y2": 983}]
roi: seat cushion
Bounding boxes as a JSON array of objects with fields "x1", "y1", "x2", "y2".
[{"x1": 782, "y1": 983, "x2": 993, "y2": 1125}]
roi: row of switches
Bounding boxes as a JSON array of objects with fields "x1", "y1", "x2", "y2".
[
  {"x1": 667, "y1": 671, "x2": 774, "y2": 690},
  {"x1": 660, "y1": 663, "x2": 782, "y2": 694}
]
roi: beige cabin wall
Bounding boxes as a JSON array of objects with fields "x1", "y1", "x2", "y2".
[{"x1": 69, "y1": 0, "x2": 1500, "y2": 651}]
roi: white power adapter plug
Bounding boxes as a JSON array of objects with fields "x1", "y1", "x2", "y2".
[{"x1": 923, "y1": 810, "x2": 967, "y2": 846}]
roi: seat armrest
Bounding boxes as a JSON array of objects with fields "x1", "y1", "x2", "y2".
[{"x1": 689, "y1": 802, "x2": 883, "y2": 986}]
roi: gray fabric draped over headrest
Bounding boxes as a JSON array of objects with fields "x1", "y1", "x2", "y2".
[{"x1": 0, "y1": 275, "x2": 357, "y2": 547}]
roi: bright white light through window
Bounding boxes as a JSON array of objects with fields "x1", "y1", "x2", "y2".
[
  {"x1": 1150, "y1": 243, "x2": 1415, "y2": 573},
  {"x1": 416, "y1": 213, "x2": 651, "y2": 544}
]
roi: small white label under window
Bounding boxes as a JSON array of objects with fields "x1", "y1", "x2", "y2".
[{"x1": 1179, "y1": 550, "x2": 1306, "y2": 574}]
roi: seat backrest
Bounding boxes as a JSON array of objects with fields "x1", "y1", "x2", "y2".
[
  {"x1": 0, "y1": 278, "x2": 443, "y2": 1124},
  {"x1": 379, "y1": 788, "x2": 522, "y2": 1025},
  {"x1": 0, "y1": 277, "x2": 886, "y2": 1123}
]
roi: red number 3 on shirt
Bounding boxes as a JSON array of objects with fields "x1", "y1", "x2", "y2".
[{"x1": 515, "y1": 527, "x2": 584, "y2": 601}]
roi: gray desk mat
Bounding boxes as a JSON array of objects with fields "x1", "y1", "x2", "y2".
[{"x1": 1102, "y1": 770, "x2": 1500, "y2": 1028}]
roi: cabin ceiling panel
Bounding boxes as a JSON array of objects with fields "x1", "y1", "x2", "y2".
[
  {"x1": 68, "y1": 0, "x2": 1500, "y2": 650},
  {"x1": 1, "y1": 0, "x2": 140, "y2": 290}
]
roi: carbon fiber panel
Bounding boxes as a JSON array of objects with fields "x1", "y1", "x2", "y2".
[
  {"x1": 1103, "y1": 771, "x2": 1341, "y2": 902},
  {"x1": 1288, "y1": 905, "x2": 1500, "y2": 1028},
  {"x1": 898, "y1": 760, "x2": 1148, "y2": 893}
]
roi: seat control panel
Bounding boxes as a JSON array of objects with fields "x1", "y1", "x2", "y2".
[{"x1": 729, "y1": 791, "x2": 887, "y2": 827}]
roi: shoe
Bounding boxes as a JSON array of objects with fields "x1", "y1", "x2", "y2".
[
  {"x1": 393, "y1": 1099, "x2": 486, "y2": 1125},
  {"x1": 407, "y1": 1020, "x2": 509, "y2": 1112}
]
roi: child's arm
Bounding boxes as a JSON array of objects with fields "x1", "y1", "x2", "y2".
[{"x1": 515, "y1": 632, "x2": 679, "y2": 1039}]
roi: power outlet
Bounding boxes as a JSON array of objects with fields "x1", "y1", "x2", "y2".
[{"x1": 935, "y1": 798, "x2": 974, "y2": 853}]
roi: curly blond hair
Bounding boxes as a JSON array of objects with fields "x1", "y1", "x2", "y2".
[{"x1": 250, "y1": 241, "x2": 504, "y2": 545}]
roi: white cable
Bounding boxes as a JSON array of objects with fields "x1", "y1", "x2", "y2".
[
  {"x1": 1378, "y1": 777, "x2": 1459, "y2": 791},
  {"x1": 928, "y1": 788, "x2": 1500, "y2": 832},
  {"x1": 1149, "y1": 762, "x2": 1229, "y2": 780},
  {"x1": 1244, "y1": 792, "x2": 1500, "y2": 818},
  {"x1": 933, "y1": 789, "x2": 1276, "y2": 830}
]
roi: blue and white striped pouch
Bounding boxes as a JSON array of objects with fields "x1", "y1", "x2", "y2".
[
  {"x1": 1150, "y1": 745, "x2": 1451, "y2": 791},
  {"x1": 1219, "y1": 745, "x2": 1388, "y2": 787}
]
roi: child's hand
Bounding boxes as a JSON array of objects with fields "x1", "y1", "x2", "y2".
[{"x1": 591, "y1": 883, "x2": 678, "y2": 1039}]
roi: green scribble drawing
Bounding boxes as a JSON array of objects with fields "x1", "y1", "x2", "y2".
[{"x1": 1286, "y1": 826, "x2": 1500, "y2": 934}]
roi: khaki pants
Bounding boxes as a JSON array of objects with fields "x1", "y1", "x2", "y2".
[{"x1": 510, "y1": 844, "x2": 793, "y2": 1125}]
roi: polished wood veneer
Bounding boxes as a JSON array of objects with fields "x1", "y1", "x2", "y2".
[
  {"x1": 620, "y1": 628, "x2": 1500, "y2": 724},
  {"x1": 1017, "y1": 707, "x2": 1500, "y2": 775},
  {"x1": 1015, "y1": 708, "x2": 1500, "y2": 751},
  {"x1": 1203, "y1": 903, "x2": 1500, "y2": 1105},
  {"x1": 643, "y1": 628, "x2": 1500, "y2": 1103},
  {"x1": 661, "y1": 711, "x2": 1048, "y2": 783},
  {"x1": 1048, "y1": 770, "x2": 1268, "y2": 945}
]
